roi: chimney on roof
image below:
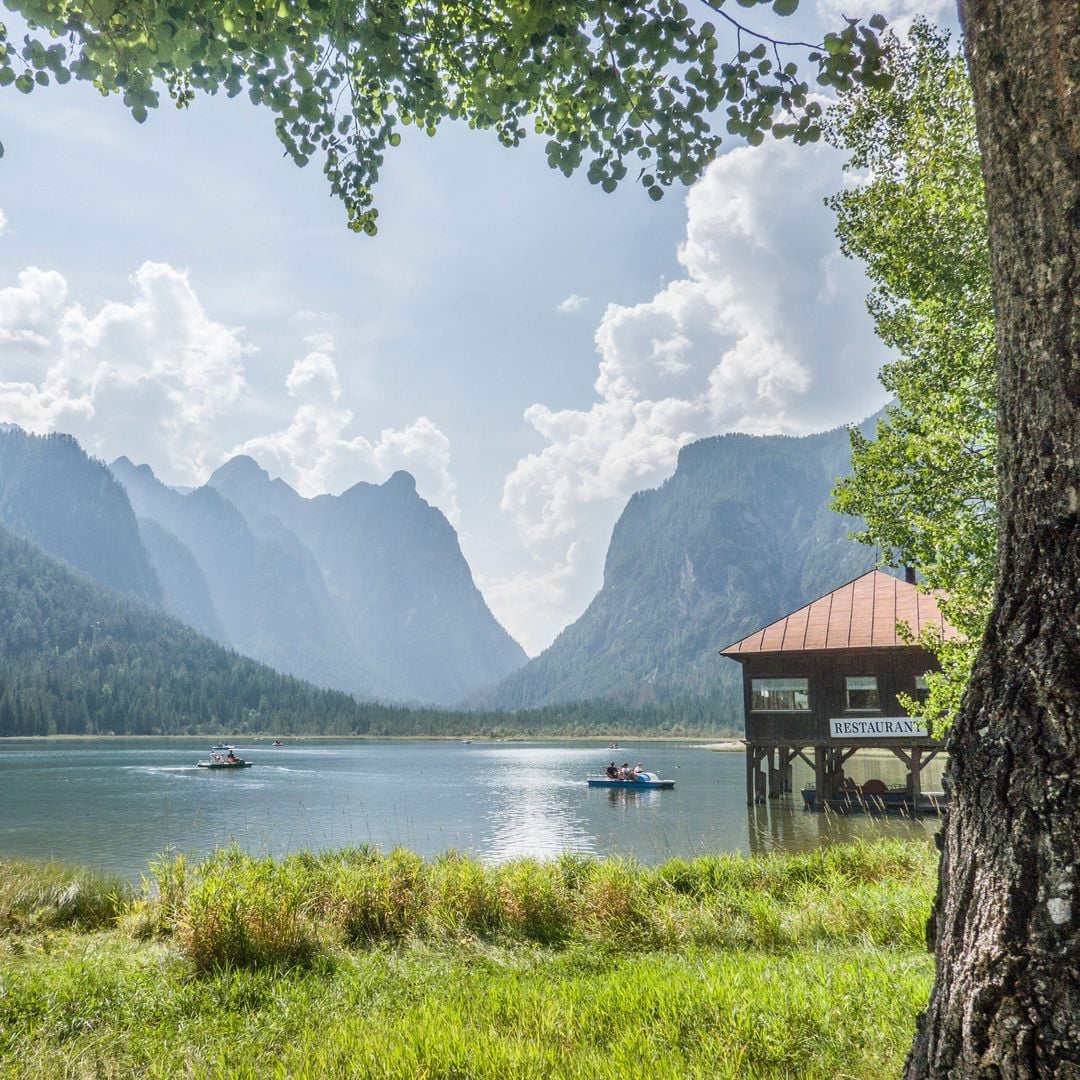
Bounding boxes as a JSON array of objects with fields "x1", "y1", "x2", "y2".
[{"x1": 904, "y1": 565, "x2": 917, "y2": 585}]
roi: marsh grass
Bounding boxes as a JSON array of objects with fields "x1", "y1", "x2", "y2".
[
  {"x1": 0, "y1": 841, "x2": 937, "y2": 1078},
  {"x1": 134, "y1": 839, "x2": 935, "y2": 970},
  {"x1": 0, "y1": 859, "x2": 128, "y2": 933}
]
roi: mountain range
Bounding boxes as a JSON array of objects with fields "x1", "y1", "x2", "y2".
[
  {"x1": 109, "y1": 455, "x2": 527, "y2": 705},
  {"x1": 0, "y1": 418, "x2": 884, "y2": 729}
]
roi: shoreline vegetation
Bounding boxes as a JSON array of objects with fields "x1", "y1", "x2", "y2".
[{"x1": 0, "y1": 841, "x2": 935, "y2": 1078}]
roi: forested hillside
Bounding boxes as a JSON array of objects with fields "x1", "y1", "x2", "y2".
[
  {"x1": 0, "y1": 525, "x2": 376, "y2": 737},
  {"x1": 0, "y1": 523, "x2": 729, "y2": 738},
  {"x1": 477, "y1": 422, "x2": 882, "y2": 718}
]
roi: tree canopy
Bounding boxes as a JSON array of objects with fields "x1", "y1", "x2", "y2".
[
  {"x1": 1, "y1": 0, "x2": 890, "y2": 232},
  {"x1": 827, "y1": 20, "x2": 995, "y2": 733}
]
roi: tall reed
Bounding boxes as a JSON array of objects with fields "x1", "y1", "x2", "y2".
[
  {"x1": 137, "y1": 840, "x2": 935, "y2": 970},
  {"x1": 0, "y1": 859, "x2": 128, "y2": 933}
]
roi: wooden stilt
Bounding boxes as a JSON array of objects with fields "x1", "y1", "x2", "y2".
[
  {"x1": 910, "y1": 747, "x2": 923, "y2": 813},
  {"x1": 779, "y1": 747, "x2": 794, "y2": 793},
  {"x1": 813, "y1": 746, "x2": 827, "y2": 811}
]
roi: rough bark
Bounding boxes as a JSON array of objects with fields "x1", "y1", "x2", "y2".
[{"x1": 904, "y1": 1, "x2": 1080, "y2": 1076}]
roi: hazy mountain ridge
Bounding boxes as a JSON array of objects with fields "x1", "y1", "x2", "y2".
[
  {"x1": 110, "y1": 456, "x2": 388, "y2": 700},
  {"x1": 136, "y1": 516, "x2": 225, "y2": 643},
  {"x1": 0, "y1": 429, "x2": 161, "y2": 605},
  {"x1": 476, "y1": 423, "x2": 882, "y2": 717},
  {"x1": 206, "y1": 456, "x2": 528, "y2": 704}
]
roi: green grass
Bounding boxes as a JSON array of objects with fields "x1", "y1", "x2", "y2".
[
  {"x1": 0, "y1": 842, "x2": 937, "y2": 1078},
  {"x1": 0, "y1": 859, "x2": 129, "y2": 933}
]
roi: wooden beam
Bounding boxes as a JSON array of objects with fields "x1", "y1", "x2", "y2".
[{"x1": 910, "y1": 747, "x2": 923, "y2": 813}]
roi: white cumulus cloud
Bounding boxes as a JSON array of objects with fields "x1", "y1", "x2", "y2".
[
  {"x1": 231, "y1": 342, "x2": 459, "y2": 520},
  {"x1": 0, "y1": 263, "x2": 459, "y2": 519},
  {"x1": 0, "y1": 261, "x2": 251, "y2": 479},
  {"x1": 556, "y1": 293, "x2": 589, "y2": 314},
  {"x1": 488, "y1": 137, "x2": 889, "y2": 651}
]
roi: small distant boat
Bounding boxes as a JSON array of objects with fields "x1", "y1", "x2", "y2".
[
  {"x1": 587, "y1": 772, "x2": 674, "y2": 790},
  {"x1": 198, "y1": 748, "x2": 252, "y2": 769},
  {"x1": 211, "y1": 742, "x2": 234, "y2": 753},
  {"x1": 272, "y1": 740, "x2": 285, "y2": 747}
]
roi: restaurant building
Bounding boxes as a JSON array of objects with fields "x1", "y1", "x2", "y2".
[{"x1": 719, "y1": 569, "x2": 955, "y2": 812}]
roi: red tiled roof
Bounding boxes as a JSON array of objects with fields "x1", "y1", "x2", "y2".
[{"x1": 719, "y1": 570, "x2": 957, "y2": 656}]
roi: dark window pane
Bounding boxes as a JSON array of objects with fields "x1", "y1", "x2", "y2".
[
  {"x1": 751, "y1": 678, "x2": 810, "y2": 711},
  {"x1": 845, "y1": 676, "x2": 880, "y2": 710}
]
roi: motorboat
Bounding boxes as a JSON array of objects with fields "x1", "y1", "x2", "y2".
[
  {"x1": 198, "y1": 749, "x2": 252, "y2": 769},
  {"x1": 586, "y1": 772, "x2": 674, "y2": 790},
  {"x1": 211, "y1": 742, "x2": 234, "y2": 753}
]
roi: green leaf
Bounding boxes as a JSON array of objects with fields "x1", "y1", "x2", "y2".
[{"x1": 773, "y1": 0, "x2": 799, "y2": 14}]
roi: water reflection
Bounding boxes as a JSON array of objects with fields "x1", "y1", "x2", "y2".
[
  {"x1": 745, "y1": 797, "x2": 939, "y2": 857},
  {"x1": 477, "y1": 744, "x2": 599, "y2": 861}
]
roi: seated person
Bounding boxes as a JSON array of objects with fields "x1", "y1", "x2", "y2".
[
  {"x1": 605, "y1": 762, "x2": 619, "y2": 779},
  {"x1": 632, "y1": 762, "x2": 645, "y2": 778}
]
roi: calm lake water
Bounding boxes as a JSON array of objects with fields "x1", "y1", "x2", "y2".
[{"x1": 0, "y1": 739, "x2": 944, "y2": 880}]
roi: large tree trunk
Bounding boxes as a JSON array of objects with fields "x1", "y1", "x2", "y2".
[{"x1": 904, "y1": 2, "x2": 1080, "y2": 1076}]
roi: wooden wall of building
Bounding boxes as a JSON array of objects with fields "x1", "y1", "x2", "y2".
[{"x1": 738, "y1": 646, "x2": 940, "y2": 747}]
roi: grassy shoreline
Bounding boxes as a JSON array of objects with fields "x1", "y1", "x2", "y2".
[{"x1": 0, "y1": 842, "x2": 935, "y2": 1078}]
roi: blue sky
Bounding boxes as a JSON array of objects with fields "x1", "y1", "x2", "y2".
[{"x1": 0, "y1": 0, "x2": 952, "y2": 654}]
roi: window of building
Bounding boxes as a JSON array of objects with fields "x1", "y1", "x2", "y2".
[
  {"x1": 913, "y1": 675, "x2": 930, "y2": 705},
  {"x1": 845, "y1": 676, "x2": 880, "y2": 711},
  {"x1": 751, "y1": 677, "x2": 810, "y2": 712}
]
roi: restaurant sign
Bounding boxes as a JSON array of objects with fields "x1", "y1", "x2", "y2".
[{"x1": 829, "y1": 717, "x2": 929, "y2": 739}]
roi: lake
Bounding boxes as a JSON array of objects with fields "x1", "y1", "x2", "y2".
[{"x1": 0, "y1": 739, "x2": 944, "y2": 879}]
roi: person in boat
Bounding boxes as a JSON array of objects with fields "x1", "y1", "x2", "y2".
[
  {"x1": 213, "y1": 754, "x2": 223, "y2": 762},
  {"x1": 605, "y1": 762, "x2": 619, "y2": 780},
  {"x1": 618, "y1": 762, "x2": 632, "y2": 779},
  {"x1": 226, "y1": 751, "x2": 238, "y2": 763},
  {"x1": 632, "y1": 762, "x2": 645, "y2": 780}
]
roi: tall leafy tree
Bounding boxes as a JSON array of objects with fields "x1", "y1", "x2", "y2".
[
  {"x1": 2, "y1": 0, "x2": 1079, "y2": 1072},
  {"x1": 0, "y1": 1, "x2": 888, "y2": 232},
  {"x1": 827, "y1": 20, "x2": 995, "y2": 734}
]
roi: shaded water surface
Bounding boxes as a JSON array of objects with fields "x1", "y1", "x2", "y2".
[{"x1": 0, "y1": 739, "x2": 943, "y2": 879}]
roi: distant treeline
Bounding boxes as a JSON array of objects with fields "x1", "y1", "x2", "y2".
[{"x1": 0, "y1": 527, "x2": 739, "y2": 739}]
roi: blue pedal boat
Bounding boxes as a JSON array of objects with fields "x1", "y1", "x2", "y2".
[{"x1": 587, "y1": 772, "x2": 675, "y2": 790}]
